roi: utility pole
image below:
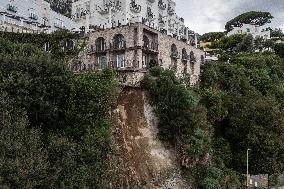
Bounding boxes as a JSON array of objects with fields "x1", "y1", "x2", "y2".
[{"x1": 247, "y1": 148, "x2": 251, "y2": 188}]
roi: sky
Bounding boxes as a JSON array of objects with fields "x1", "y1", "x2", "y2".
[{"x1": 175, "y1": 0, "x2": 284, "y2": 34}]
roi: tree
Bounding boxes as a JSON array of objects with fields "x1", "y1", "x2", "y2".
[
  {"x1": 200, "y1": 32, "x2": 226, "y2": 42},
  {"x1": 200, "y1": 53, "x2": 284, "y2": 175},
  {"x1": 225, "y1": 11, "x2": 273, "y2": 32},
  {"x1": 274, "y1": 43, "x2": 284, "y2": 58},
  {"x1": 0, "y1": 92, "x2": 50, "y2": 189},
  {"x1": 270, "y1": 28, "x2": 284, "y2": 38},
  {"x1": 236, "y1": 34, "x2": 254, "y2": 52}
]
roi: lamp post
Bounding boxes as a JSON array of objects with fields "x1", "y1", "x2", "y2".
[{"x1": 247, "y1": 148, "x2": 251, "y2": 188}]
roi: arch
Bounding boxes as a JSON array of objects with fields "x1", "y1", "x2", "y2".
[
  {"x1": 171, "y1": 44, "x2": 178, "y2": 58},
  {"x1": 113, "y1": 34, "x2": 126, "y2": 49},
  {"x1": 95, "y1": 37, "x2": 106, "y2": 51},
  {"x1": 201, "y1": 55, "x2": 205, "y2": 64},
  {"x1": 64, "y1": 39, "x2": 74, "y2": 51},
  {"x1": 190, "y1": 51, "x2": 196, "y2": 63},
  {"x1": 143, "y1": 35, "x2": 150, "y2": 48},
  {"x1": 182, "y1": 48, "x2": 188, "y2": 60}
]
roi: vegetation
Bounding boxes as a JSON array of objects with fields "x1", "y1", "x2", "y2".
[
  {"x1": 0, "y1": 30, "x2": 85, "y2": 60},
  {"x1": 200, "y1": 32, "x2": 226, "y2": 42},
  {"x1": 0, "y1": 34, "x2": 116, "y2": 188},
  {"x1": 201, "y1": 53, "x2": 284, "y2": 174},
  {"x1": 225, "y1": 11, "x2": 273, "y2": 32},
  {"x1": 142, "y1": 68, "x2": 243, "y2": 188}
]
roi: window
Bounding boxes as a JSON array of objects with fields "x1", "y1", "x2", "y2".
[
  {"x1": 246, "y1": 28, "x2": 250, "y2": 33},
  {"x1": 54, "y1": 18, "x2": 64, "y2": 28},
  {"x1": 116, "y1": 54, "x2": 125, "y2": 68},
  {"x1": 29, "y1": 8, "x2": 38, "y2": 20},
  {"x1": 113, "y1": 34, "x2": 126, "y2": 49},
  {"x1": 95, "y1": 37, "x2": 106, "y2": 51},
  {"x1": 98, "y1": 56, "x2": 107, "y2": 69}
]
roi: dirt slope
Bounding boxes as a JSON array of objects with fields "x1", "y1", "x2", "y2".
[{"x1": 109, "y1": 87, "x2": 190, "y2": 189}]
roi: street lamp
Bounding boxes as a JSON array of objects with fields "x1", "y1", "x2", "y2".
[{"x1": 247, "y1": 148, "x2": 251, "y2": 188}]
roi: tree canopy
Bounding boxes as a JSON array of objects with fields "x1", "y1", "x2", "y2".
[
  {"x1": 225, "y1": 11, "x2": 273, "y2": 32},
  {"x1": 200, "y1": 32, "x2": 226, "y2": 42}
]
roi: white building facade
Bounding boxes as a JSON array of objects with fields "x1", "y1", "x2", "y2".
[
  {"x1": 0, "y1": 0, "x2": 75, "y2": 33},
  {"x1": 72, "y1": 0, "x2": 196, "y2": 45},
  {"x1": 227, "y1": 24, "x2": 271, "y2": 39}
]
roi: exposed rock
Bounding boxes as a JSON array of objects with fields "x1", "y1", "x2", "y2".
[{"x1": 108, "y1": 87, "x2": 190, "y2": 189}]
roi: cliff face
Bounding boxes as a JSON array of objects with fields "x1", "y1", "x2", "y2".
[{"x1": 109, "y1": 87, "x2": 190, "y2": 189}]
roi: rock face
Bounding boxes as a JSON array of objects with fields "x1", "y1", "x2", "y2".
[{"x1": 109, "y1": 87, "x2": 190, "y2": 189}]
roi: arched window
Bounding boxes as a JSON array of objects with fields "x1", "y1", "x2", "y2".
[
  {"x1": 182, "y1": 48, "x2": 188, "y2": 60},
  {"x1": 201, "y1": 55, "x2": 205, "y2": 64},
  {"x1": 64, "y1": 39, "x2": 74, "y2": 51},
  {"x1": 43, "y1": 17, "x2": 48, "y2": 26},
  {"x1": 190, "y1": 51, "x2": 196, "y2": 63},
  {"x1": 143, "y1": 35, "x2": 149, "y2": 48},
  {"x1": 95, "y1": 37, "x2": 106, "y2": 51},
  {"x1": 113, "y1": 34, "x2": 126, "y2": 49},
  {"x1": 171, "y1": 44, "x2": 178, "y2": 57}
]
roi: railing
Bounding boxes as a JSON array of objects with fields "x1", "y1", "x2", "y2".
[
  {"x1": 168, "y1": 6, "x2": 175, "y2": 15},
  {"x1": 130, "y1": 0, "x2": 141, "y2": 13},
  {"x1": 171, "y1": 52, "x2": 180, "y2": 59},
  {"x1": 147, "y1": 7, "x2": 154, "y2": 19},
  {"x1": 29, "y1": 13, "x2": 38, "y2": 20},
  {"x1": 143, "y1": 41, "x2": 159, "y2": 52},
  {"x1": 182, "y1": 54, "x2": 189, "y2": 61},
  {"x1": 70, "y1": 60, "x2": 148, "y2": 72},
  {"x1": 98, "y1": 0, "x2": 122, "y2": 14},
  {"x1": 158, "y1": 0, "x2": 166, "y2": 10},
  {"x1": 54, "y1": 22, "x2": 64, "y2": 29},
  {"x1": 7, "y1": 4, "x2": 18, "y2": 13},
  {"x1": 110, "y1": 41, "x2": 126, "y2": 50}
]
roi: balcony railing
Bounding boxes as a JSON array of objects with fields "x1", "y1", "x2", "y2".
[
  {"x1": 171, "y1": 52, "x2": 180, "y2": 59},
  {"x1": 110, "y1": 41, "x2": 126, "y2": 50},
  {"x1": 7, "y1": 4, "x2": 18, "y2": 13},
  {"x1": 158, "y1": 0, "x2": 166, "y2": 10},
  {"x1": 130, "y1": 0, "x2": 141, "y2": 13},
  {"x1": 98, "y1": 0, "x2": 122, "y2": 14},
  {"x1": 29, "y1": 13, "x2": 38, "y2": 20},
  {"x1": 143, "y1": 42, "x2": 159, "y2": 52},
  {"x1": 182, "y1": 54, "x2": 189, "y2": 61},
  {"x1": 168, "y1": 7, "x2": 174, "y2": 15},
  {"x1": 147, "y1": 7, "x2": 154, "y2": 19}
]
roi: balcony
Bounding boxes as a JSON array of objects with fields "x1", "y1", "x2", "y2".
[
  {"x1": 182, "y1": 54, "x2": 189, "y2": 61},
  {"x1": 147, "y1": 7, "x2": 154, "y2": 19},
  {"x1": 7, "y1": 4, "x2": 18, "y2": 13},
  {"x1": 171, "y1": 52, "x2": 180, "y2": 59},
  {"x1": 54, "y1": 22, "x2": 64, "y2": 29},
  {"x1": 158, "y1": 0, "x2": 166, "y2": 10},
  {"x1": 98, "y1": 0, "x2": 122, "y2": 14},
  {"x1": 167, "y1": 7, "x2": 174, "y2": 15},
  {"x1": 130, "y1": 0, "x2": 141, "y2": 13},
  {"x1": 29, "y1": 13, "x2": 38, "y2": 20},
  {"x1": 143, "y1": 41, "x2": 159, "y2": 53},
  {"x1": 110, "y1": 40, "x2": 126, "y2": 50}
]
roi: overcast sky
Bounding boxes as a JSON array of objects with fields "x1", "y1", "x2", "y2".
[{"x1": 175, "y1": 0, "x2": 284, "y2": 34}]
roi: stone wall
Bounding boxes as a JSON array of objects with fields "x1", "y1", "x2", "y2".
[{"x1": 77, "y1": 23, "x2": 204, "y2": 86}]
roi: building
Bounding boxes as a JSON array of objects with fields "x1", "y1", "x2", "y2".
[
  {"x1": 227, "y1": 23, "x2": 271, "y2": 39},
  {"x1": 71, "y1": 0, "x2": 196, "y2": 45},
  {"x1": 0, "y1": 0, "x2": 204, "y2": 85},
  {"x1": 0, "y1": 0, "x2": 75, "y2": 33},
  {"x1": 71, "y1": 23, "x2": 204, "y2": 85}
]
